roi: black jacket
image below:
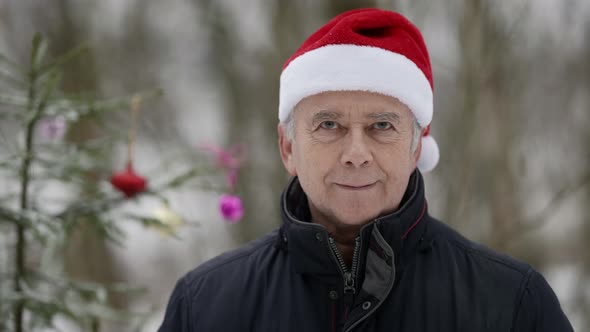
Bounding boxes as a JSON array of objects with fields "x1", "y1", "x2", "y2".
[{"x1": 159, "y1": 171, "x2": 573, "y2": 331}]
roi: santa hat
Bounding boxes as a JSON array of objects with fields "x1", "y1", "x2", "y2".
[{"x1": 279, "y1": 8, "x2": 439, "y2": 172}]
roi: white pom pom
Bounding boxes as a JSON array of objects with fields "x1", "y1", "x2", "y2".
[{"x1": 417, "y1": 135, "x2": 439, "y2": 172}]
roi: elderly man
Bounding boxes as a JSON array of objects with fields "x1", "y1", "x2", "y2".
[{"x1": 159, "y1": 8, "x2": 573, "y2": 331}]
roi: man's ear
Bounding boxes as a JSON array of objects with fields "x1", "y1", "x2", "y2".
[
  {"x1": 412, "y1": 135, "x2": 423, "y2": 166},
  {"x1": 278, "y1": 123, "x2": 297, "y2": 176}
]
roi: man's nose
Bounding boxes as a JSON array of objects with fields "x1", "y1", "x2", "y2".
[{"x1": 340, "y1": 129, "x2": 373, "y2": 168}]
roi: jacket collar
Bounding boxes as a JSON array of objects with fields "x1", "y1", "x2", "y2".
[{"x1": 278, "y1": 169, "x2": 430, "y2": 276}]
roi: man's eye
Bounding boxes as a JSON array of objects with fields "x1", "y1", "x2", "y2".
[
  {"x1": 320, "y1": 121, "x2": 338, "y2": 130},
  {"x1": 373, "y1": 122, "x2": 393, "y2": 130}
]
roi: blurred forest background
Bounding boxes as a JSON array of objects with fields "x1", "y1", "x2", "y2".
[{"x1": 0, "y1": 0, "x2": 589, "y2": 331}]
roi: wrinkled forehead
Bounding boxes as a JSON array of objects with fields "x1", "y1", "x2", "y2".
[{"x1": 293, "y1": 91, "x2": 412, "y2": 122}]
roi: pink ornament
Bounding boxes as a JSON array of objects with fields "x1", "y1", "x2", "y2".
[
  {"x1": 200, "y1": 143, "x2": 246, "y2": 170},
  {"x1": 201, "y1": 143, "x2": 247, "y2": 192},
  {"x1": 219, "y1": 194, "x2": 244, "y2": 223}
]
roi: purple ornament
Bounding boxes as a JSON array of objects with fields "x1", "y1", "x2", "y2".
[
  {"x1": 219, "y1": 194, "x2": 244, "y2": 223},
  {"x1": 38, "y1": 116, "x2": 67, "y2": 140}
]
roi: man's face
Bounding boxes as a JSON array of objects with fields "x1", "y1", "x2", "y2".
[{"x1": 278, "y1": 91, "x2": 422, "y2": 227}]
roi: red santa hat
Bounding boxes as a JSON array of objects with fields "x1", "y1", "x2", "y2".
[{"x1": 279, "y1": 8, "x2": 439, "y2": 172}]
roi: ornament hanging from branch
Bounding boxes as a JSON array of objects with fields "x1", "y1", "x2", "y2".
[
  {"x1": 152, "y1": 203, "x2": 184, "y2": 235},
  {"x1": 219, "y1": 194, "x2": 244, "y2": 223},
  {"x1": 37, "y1": 116, "x2": 67, "y2": 141},
  {"x1": 110, "y1": 95, "x2": 147, "y2": 197},
  {"x1": 200, "y1": 143, "x2": 247, "y2": 223}
]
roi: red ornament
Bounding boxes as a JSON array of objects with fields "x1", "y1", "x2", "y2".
[{"x1": 110, "y1": 162, "x2": 147, "y2": 197}]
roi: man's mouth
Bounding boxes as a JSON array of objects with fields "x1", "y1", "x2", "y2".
[{"x1": 335, "y1": 182, "x2": 376, "y2": 191}]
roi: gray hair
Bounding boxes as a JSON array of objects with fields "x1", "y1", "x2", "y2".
[
  {"x1": 283, "y1": 111, "x2": 297, "y2": 142},
  {"x1": 281, "y1": 110, "x2": 423, "y2": 154}
]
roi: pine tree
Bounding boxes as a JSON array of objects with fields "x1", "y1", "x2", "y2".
[{"x1": 0, "y1": 34, "x2": 244, "y2": 331}]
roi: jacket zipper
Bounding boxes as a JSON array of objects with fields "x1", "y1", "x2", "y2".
[
  {"x1": 343, "y1": 224, "x2": 396, "y2": 332},
  {"x1": 328, "y1": 236, "x2": 361, "y2": 294}
]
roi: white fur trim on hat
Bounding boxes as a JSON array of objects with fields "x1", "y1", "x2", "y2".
[
  {"x1": 279, "y1": 44, "x2": 433, "y2": 127},
  {"x1": 417, "y1": 135, "x2": 439, "y2": 172}
]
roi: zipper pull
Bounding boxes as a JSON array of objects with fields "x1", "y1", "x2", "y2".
[{"x1": 343, "y1": 271, "x2": 355, "y2": 294}]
